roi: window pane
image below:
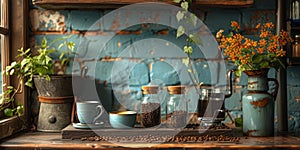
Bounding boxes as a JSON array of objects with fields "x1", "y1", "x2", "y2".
[
  {"x1": 0, "y1": 0, "x2": 2, "y2": 28},
  {"x1": 0, "y1": 35, "x2": 1, "y2": 104},
  {"x1": 0, "y1": 0, "x2": 2, "y2": 104}
]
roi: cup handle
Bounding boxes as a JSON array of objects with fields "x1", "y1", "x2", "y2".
[{"x1": 93, "y1": 105, "x2": 104, "y2": 124}]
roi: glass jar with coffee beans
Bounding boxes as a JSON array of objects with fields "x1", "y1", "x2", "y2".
[
  {"x1": 140, "y1": 85, "x2": 161, "y2": 128},
  {"x1": 166, "y1": 85, "x2": 189, "y2": 128}
]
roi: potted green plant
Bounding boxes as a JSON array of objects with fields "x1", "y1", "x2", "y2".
[
  {"x1": 0, "y1": 46, "x2": 54, "y2": 118},
  {"x1": 1, "y1": 35, "x2": 76, "y2": 131},
  {"x1": 32, "y1": 35, "x2": 76, "y2": 98}
]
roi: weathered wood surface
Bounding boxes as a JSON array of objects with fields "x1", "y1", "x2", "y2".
[
  {"x1": 32, "y1": 0, "x2": 254, "y2": 9},
  {"x1": 1, "y1": 131, "x2": 300, "y2": 149},
  {"x1": 61, "y1": 125, "x2": 233, "y2": 139}
]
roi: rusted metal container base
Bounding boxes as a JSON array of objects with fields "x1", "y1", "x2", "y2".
[{"x1": 37, "y1": 96, "x2": 74, "y2": 132}]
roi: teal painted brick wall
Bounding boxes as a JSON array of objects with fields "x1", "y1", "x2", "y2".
[{"x1": 29, "y1": 0, "x2": 300, "y2": 130}]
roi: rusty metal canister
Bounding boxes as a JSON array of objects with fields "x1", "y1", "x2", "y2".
[{"x1": 35, "y1": 75, "x2": 74, "y2": 132}]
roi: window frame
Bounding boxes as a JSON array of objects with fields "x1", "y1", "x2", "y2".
[{"x1": 0, "y1": 0, "x2": 28, "y2": 139}]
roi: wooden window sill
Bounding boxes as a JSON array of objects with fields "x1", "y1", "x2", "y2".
[{"x1": 1, "y1": 130, "x2": 300, "y2": 149}]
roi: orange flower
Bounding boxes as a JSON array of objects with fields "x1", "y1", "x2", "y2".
[
  {"x1": 260, "y1": 30, "x2": 270, "y2": 38},
  {"x1": 257, "y1": 47, "x2": 265, "y2": 54},
  {"x1": 255, "y1": 23, "x2": 261, "y2": 29},
  {"x1": 217, "y1": 21, "x2": 292, "y2": 72},
  {"x1": 231, "y1": 21, "x2": 240, "y2": 30},
  {"x1": 276, "y1": 49, "x2": 286, "y2": 57},
  {"x1": 259, "y1": 39, "x2": 267, "y2": 47},
  {"x1": 264, "y1": 22, "x2": 275, "y2": 29}
]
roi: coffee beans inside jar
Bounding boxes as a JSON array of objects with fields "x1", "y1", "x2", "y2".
[
  {"x1": 166, "y1": 86, "x2": 188, "y2": 128},
  {"x1": 166, "y1": 110, "x2": 187, "y2": 128},
  {"x1": 141, "y1": 85, "x2": 161, "y2": 128},
  {"x1": 141, "y1": 102, "x2": 161, "y2": 127}
]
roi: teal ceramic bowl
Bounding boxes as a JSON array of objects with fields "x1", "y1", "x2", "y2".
[{"x1": 109, "y1": 111, "x2": 137, "y2": 129}]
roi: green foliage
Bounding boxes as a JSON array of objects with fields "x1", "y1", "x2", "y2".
[
  {"x1": 174, "y1": 0, "x2": 203, "y2": 96},
  {"x1": 55, "y1": 35, "x2": 76, "y2": 65},
  {"x1": 3, "y1": 103, "x2": 24, "y2": 117},
  {"x1": 0, "y1": 35, "x2": 76, "y2": 117}
]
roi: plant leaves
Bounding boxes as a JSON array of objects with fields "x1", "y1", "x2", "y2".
[
  {"x1": 260, "y1": 61, "x2": 269, "y2": 68},
  {"x1": 67, "y1": 42, "x2": 75, "y2": 52},
  {"x1": 227, "y1": 32, "x2": 233, "y2": 38},
  {"x1": 173, "y1": 0, "x2": 181, "y2": 3},
  {"x1": 21, "y1": 58, "x2": 30, "y2": 69},
  {"x1": 181, "y1": 1, "x2": 189, "y2": 10},
  {"x1": 176, "y1": 25, "x2": 185, "y2": 38},
  {"x1": 4, "y1": 108, "x2": 13, "y2": 117},
  {"x1": 184, "y1": 46, "x2": 193, "y2": 55},
  {"x1": 16, "y1": 105, "x2": 24, "y2": 116},
  {"x1": 41, "y1": 37, "x2": 48, "y2": 49},
  {"x1": 58, "y1": 43, "x2": 64, "y2": 50},
  {"x1": 182, "y1": 57, "x2": 190, "y2": 67},
  {"x1": 252, "y1": 54, "x2": 264, "y2": 64},
  {"x1": 25, "y1": 81, "x2": 33, "y2": 88},
  {"x1": 190, "y1": 13, "x2": 197, "y2": 27},
  {"x1": 176, "y1": 11, "x2": 184, "y2": 22},
  {"x1": 189, "y1": 34, "x2": 202, "y2": 45},
  {"x1": 9, "y1": 69, "x2": 15, "y2": 76},
  {"x1": 46, "y1": 75, "x2": 51, "y2": 81},
  {"x1": 24, "y1": 48, "x2": 31, "y2": 54},
  {"x1": 10, "y1": 61, "x2": 17, "y2": 68}
]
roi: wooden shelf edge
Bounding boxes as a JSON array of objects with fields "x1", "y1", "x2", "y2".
[{"x1": 32, "y1": 0, "x2": 254, "y2": 9}]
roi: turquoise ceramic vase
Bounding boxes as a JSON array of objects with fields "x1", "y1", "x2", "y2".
[{"x1": 242, "y1": 68, "x2": 278, "y2": 136}]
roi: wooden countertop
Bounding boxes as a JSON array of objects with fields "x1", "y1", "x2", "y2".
[{"x1": 1, "y1": 131, "x2": 300, "y2": 149}]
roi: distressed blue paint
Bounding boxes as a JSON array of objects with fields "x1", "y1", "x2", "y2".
[
  {"x1": 150, "y1": 61, "x2": 180, "y2": 86},
  {"x1": 70, "y1": 10, "x2": 102, "y2": 31},
  {"x1": 287, "y1": 86, "x2": 300, "y2": 113},
  {"x1": 242, "y1": 9, "x2": 276, "y2": 31},
  {"x1": 29, "y1": 9, "x2": 68, "y2": 32},
  {"x1": 253, "y1": 0, "x2": 276, "y2": 9},
  {"x1": 205, "y1": 9, "x2": 241, "y2": 33},
  {"x1": 77, "y1": 36, "x2": 102, "y2": 59},
  {"x1": 129, "y1": 63, "x2": 149, "y2": 86},
  {"x1": 242, "y1": 70, "x2": 276, "y2": 136},
  {"x1": 102, "y1": 8, "x2": 173, "y2": 31},
  {"x1": 94, "y1": 62, "x2": 114, "y2": 82},
  {"x1": 96, "y1": 84, "x2": 113, "y2": 112},
  {"x1": 225, "y1": 90, "x2": 243, "y2": 111},
  {"x1": 289, "y1": 112, "x2": 300, "y2": 131},
  {"x1": 103, "y1": 35, "x2": 134, "y2": 57},
  {"x1": 287, "y1": 66, "x2": 300, "y2": 86}
]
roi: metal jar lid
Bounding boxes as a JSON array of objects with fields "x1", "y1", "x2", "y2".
[{"x1": 295, "y1": 35, "x2": 300, "y2": 42}]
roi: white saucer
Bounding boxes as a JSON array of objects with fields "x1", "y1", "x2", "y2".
[{"x1": 72, "y1": 122, "x2": 104, "y2": 129}]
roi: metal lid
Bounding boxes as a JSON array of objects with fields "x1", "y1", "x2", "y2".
[{"x1": 295, "y1": 35, "x2": 300, "y2": 42}]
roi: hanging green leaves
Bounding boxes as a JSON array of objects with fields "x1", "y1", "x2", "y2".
[{"x1": 176, "y1": 25, "x2": 185, "y2": 38}]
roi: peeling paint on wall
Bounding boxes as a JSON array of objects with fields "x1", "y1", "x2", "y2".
[{"x1": 30, "y1": 9, "x2": 66, "y2": 32}]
